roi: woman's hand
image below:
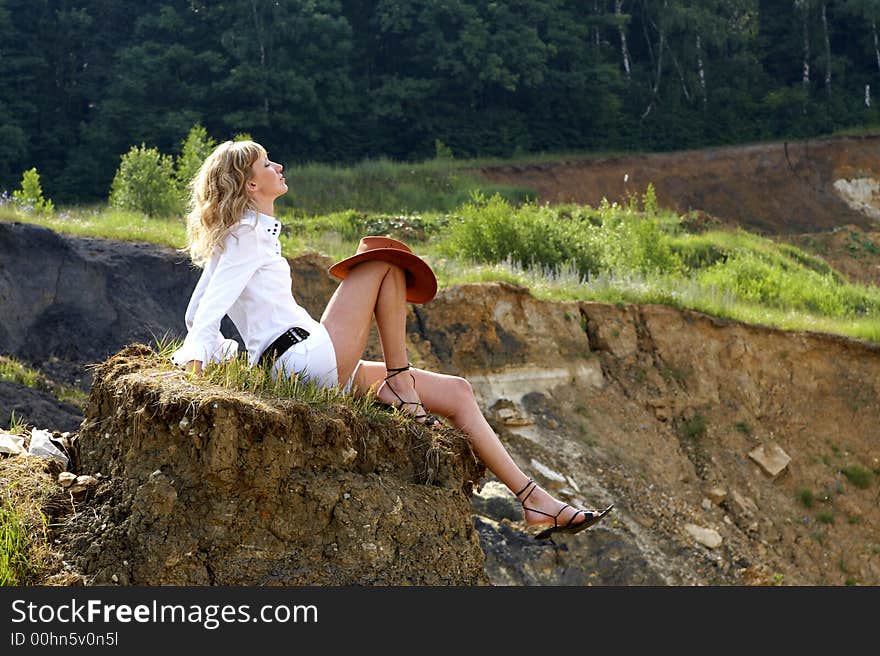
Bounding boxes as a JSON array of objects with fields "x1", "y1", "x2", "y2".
[{"x1": 184, "y1": 360, "x2": 203, "y2": 374}]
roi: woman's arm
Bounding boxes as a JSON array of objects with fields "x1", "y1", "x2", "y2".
[
  {"x1": 184, "y1": 360, "x2": 203, "y2": 374},
  {"x1": 171, "y1": 225, "x2": 263, "y2": 367}
]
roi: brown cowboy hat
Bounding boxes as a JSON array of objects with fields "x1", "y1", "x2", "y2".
[{"x1": 328, "y1": 236, "x2": 438, "y2": 304}]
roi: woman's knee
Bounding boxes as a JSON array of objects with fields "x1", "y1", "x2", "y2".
[{"x1": 448, "y1": 375, "x2": 475, "y2": 404}]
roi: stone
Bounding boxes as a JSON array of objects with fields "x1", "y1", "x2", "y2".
[
  {"x1": 748, "y1": 443, "x2": 791, "y2": 477},
  {"x1": 707, "y1": 487, "x2": 727, "y2": 505},
  {"x1": 68, "y1": 475, "x2": 99, "y2": 494},
  {"x1": 0, "y1": 432, "x2": 25, "y2": 456},
  {"x1": 684, "y1": 523, "x2": 723, "y2": 549},
  {"x1": 471, "y1": 480, "x2": 521, "y2": 522},
  {"x1": 701, "y1": 498, "x2": 713, "y2": 510},
  {"x1": 58, "y1": 472, "x2": 77, "y2": 487},
  {"x1": 529, "y1": 458, "x2": 566, "y2": 483},
  {"x1": 732, "y1": 490, "x2": 759, "y2": 516}
]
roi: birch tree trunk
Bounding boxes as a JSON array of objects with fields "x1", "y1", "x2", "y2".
[
  {"x1": 696, "y1": 34, "x2": 707, "y2": 107},
  {"x1": 801, "y1": 1, "x2": 811, "y2": 90},
  {"x1": 641, "y1": 3, "x2": 667, "y2": 120},
  {"x1": 616, "y1": 0, "x2": 631, "y2": 80},
  {"x1": 821, "y1": 1, "x2": 831, "y2": 95}
]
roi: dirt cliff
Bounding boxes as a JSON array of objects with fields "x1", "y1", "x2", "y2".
[
  {"x1": 411, "y1": 283, "x2": 879, "y2": 585},
  {"x1": 59, "y1": 344, "x2": 487, "y2": 585}
]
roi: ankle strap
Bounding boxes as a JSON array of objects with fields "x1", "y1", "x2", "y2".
[
  {"x1": 385, "y1": 363, "x2": 412, "y2": 379},
  {"x1": 514, "y1": 477, "x2": 537, "y2": 503}
]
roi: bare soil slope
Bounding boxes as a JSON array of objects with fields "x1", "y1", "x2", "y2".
[{"x1": 478, "y1": 135, "x2": 880, "y2": 235}]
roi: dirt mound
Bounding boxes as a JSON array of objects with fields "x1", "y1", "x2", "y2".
[
  {"x1": 477, "y1": 135, "x2": 880, "y2": 235},
  {"x1": 57, "y1": 345, "x2": 487, "y2": 585}
]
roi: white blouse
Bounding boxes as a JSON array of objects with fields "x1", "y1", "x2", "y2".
[{"x1": 171, "y1": 210, "x2": 321, "y2": 367}]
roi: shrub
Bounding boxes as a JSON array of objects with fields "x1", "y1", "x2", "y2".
[
  {"x1": 442, "y1": 193, "x2": 681, "y2": 279},
  {"x1": 12, "y1": 168, "x2": 53, "y2": 214},
  {"x1": 109, "y1": 144, "x2": 180, "y2": 217},
  {"x1": 175, "y1": 124, "x2": 216, "y2": 200}
]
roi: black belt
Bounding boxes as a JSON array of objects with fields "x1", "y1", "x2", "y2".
[{"x1": 258, "y1": 326, "x2": 311, "y2": 366}]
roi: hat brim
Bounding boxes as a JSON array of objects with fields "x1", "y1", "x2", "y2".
[{"x1": 328, "y1": 248, "x2": 438, "y2": 304}]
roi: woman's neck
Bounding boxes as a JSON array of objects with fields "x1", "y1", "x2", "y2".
[{"x1": 253, "y1": 198, "x2": 274, "y2": 217}]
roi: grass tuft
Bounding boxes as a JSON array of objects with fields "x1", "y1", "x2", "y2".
[{"x1": 840, "y1": 465, "x2": 873, "y2": 489}]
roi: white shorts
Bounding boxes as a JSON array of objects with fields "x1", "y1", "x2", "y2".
[{"x1": 271, "y1": 322, "x2": 359, "y2": 394}]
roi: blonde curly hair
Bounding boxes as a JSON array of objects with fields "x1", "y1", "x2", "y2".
[{"x1": 184, "y1": 140, "x2": 267, "y2": 266}]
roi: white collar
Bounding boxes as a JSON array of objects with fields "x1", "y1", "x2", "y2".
[{"x1": 241, "y1": 209, "x2": 281, "y2": 229}]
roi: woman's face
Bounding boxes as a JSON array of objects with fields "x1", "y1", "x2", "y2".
[{"x1": 247, "y1": 153, "x2": 287, "y2": 201}]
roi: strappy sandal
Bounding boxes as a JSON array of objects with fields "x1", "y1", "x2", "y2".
[
  {"x1": 515, "y1": 478, "x2": 613, "y2": 540},
  {"x1": 380, "y1": 363, "x2": 443, "y2": 428}
]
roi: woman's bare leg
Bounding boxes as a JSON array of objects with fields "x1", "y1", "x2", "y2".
[
  {"x1": 321, "y1": 260, "x2": 437, "y2": 423},
  {"x1": 350, "y1": 361, "x2": 598, "y2": 528},
  {"x1": 321, "y1": 260, "x2": 598, "y2": 528}
]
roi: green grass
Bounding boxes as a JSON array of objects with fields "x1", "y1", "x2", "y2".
[
  {"x1": 840, "y1": 465, "x2": 873, "y2": 489},
  {"x1": 275, "y1": 156, "x2": 535, "y2": 215},
  {"x1": 680, "y1": 414, "x2": 707, "y2": 440},
  {"x1": 0, "y1": 503, "x2": 34, "y2": 586},
  {"x1": 817, "y1": 510, "x2": 835, "y2": 525},
  {"x1": 0, "y1": 356, "x2": 88, "y2": 410},
  {"x1": 797, "y1": 489, "x2": 815, "y2": 509},
  {"x1": 734, "y1": 421, "x2": 752, "y2": 435},
  {"x1": 1, "y1": 206, "x2": 185, "y2": 249},
  {"x1": 153, "y1": 338, "x2": 407, "y2": 425}
]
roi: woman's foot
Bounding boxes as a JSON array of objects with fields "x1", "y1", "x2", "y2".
[
  {"x1": 377, "y1": 364, "x2": 442, "y2": 428},
  {"x1": 515, "y1": 478, "x2": 612, "y2": 538}
]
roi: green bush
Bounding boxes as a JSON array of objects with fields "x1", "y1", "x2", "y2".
[
  {"x1": 441, "y1": 193, "x2": 682, "y2": 279},
  {"x1": 109, "y1": 144, "x2": 180, "y2": 217},
  {"x1": 12, "y1": 168, "x2": 53, "y2": 214},
  {"x1": 175, "y1": 124, "x2": 216, "y2": 200}
]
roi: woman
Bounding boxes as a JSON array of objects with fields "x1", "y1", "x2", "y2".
[{"x1": 172, "y1": 140, "x2": 612, "y2": 540}]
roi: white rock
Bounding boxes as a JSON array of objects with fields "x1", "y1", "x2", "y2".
[
  {"x1": 68, "y1": 475, "x2": 98, "y2": 494},
  {"x1": 58, "y1": 472, "x2": 77, "y2": 488},
  {"x1": 684, "y1": 523, "x2": 723, "y2": 549},
  {"x1": 27, "y1": 429, "x2": 68, "y2": 467},
  {"x1": 707, "y1": 487, "x2": 727, "y2": 505},
  {"x1": 0, "y1": 432, "x2": 25, "y2": 456},
  {"x1": 529, "y1": 458, "x2": 566, "y2": 483},
  {"x1": 748, "y1": 443, "x2": 791, "y2": 477},
  {"x1": 732, "y1": 490, "x2": 759, "y2": 515},
  {"x1": 341, "y1": 446, "x2": 358, "y2": 465}
]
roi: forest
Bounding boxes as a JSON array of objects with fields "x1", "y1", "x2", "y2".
[{"x1": 4, "y1": 0, "x2": 880, "y2": 203}]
